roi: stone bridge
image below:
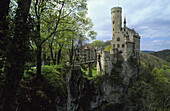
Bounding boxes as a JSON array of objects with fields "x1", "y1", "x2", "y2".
[{"x1": 74, "y1": 45, "x2": 98, "y2": 77}]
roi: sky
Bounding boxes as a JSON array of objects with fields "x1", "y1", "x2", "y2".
[{"x1": 87, "y1": 0, "x2": 170, "y2": 51}]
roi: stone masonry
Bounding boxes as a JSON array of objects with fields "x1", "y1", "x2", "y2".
[{"x1": 97, "y1": 7, "x2": 140, "y2": 75}]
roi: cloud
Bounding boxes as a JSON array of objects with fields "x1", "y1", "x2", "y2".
[
  {"x1": 141, "y1": 39, "x2": 170, "y2": 51},
  {"x1": 87, "y1": 0, "x2": 170, "y2": 50}
]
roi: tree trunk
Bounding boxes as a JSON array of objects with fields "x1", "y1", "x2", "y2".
[
  {"x1": 2, "y1": 0, "x2": 31, "y2": 110},
  {"x1": 70, "y1": 40, "x2": 74, "y2": 64},
  {"x1": 49, "y1": 43, "x2": 56, "y2": 65},
  {"x1": 0, "y1": 0, "x2": 10, "y2": 75},
  {"x1": 36, "y1": 44, "x2": 42, "y2": 80},
  {"x1": 88, "y1": 63, "x2": 92, "y2": 77},
  {"x1": 0, "y1": 0, "x2": 10, "y2": 47},
  {"x1": 35, "y1": 7, "x2": 42, "y2": 79},
  {"x1": 57, "y1": 44, "x2": 64, "y2": 65}
]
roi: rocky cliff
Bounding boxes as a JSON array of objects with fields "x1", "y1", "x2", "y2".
[{"x1": 67, "y1": 56, "x2": 139, "y2": 111}]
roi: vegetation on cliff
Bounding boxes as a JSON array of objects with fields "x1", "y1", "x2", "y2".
[
  {"x1": 0, "y1": 0, "x2": 169, "y2": 110},
  {"x1": 126, "y1": 52, "x2": 170, "y2": 111}
]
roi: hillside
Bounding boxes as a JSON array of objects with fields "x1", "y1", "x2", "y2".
[
  {"x1": 140, "y1": 52, "x2": 170, "y2": 80},
  {"x1": 151, "y1": 49, "x2": 170, "y2": 62},
  {"x1": 141, "y1": 50, "x2": 155, "y2": 53},
  {"x1": 140, "y1": 52, "x2": 170, "y2": 69}
]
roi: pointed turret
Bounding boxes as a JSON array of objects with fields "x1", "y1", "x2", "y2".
[{"x1": 124, "y1": 17, "x2": 126, "y2": 28}]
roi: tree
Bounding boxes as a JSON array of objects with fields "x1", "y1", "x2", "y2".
[
  {"x1": 30, "y1": 0, "x2": 96, "y2": 77},
  {"x1": 2, "y1": 0, "x2": 32, "y2": 110},
  {"x1": 103, "y1": 40, "x2": 111, "y2": 48},
  {"x1": 0, "y1": 0, "x2": 10, "y2": 75},
  {"x1": 90, "y1": 40, "x2": 103, "y2": 48},
  {"x1": 104, "y1": 45, "x2": 111, "y2": 51}
]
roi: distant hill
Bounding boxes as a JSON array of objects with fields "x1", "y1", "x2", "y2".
[
  {"x1": 141, "y1": 50, "x2": 155, "y2": 53},
  {"x1": 151, "y1": 49, "x2": 170, "y2": 62},
  {"x1": 140, "y1": 52, "x2": 170, "y2": 69},
  {"x1": 140, "y1": 52, "x2": 170, "y2": 80}
]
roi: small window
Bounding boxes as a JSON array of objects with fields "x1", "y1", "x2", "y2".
[
  {"x1": 122, "y1": 44, "x2": 124, "y2": 48},
  {"x1": 113, "y1": 21, "x2": 115, "y2": 24},
  {"x1": 113, "y1": 28, "x2": 114, "y2": 31},
  {"x1": 113, "y1": 44, "x2": 115, "y2": 48},
  {"x1": 117, "y1": 44, "x2": 120, "y2": 48},
  {"x1": 117, "y1": 37, "x2": 120, "y2": 41}
]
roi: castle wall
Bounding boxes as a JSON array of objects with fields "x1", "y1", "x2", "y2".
[
  {"x1": 134, "y1": 36, "x2": 140, "y2": 57},
  {"x1": 97, "y1": 51, "x2": 112, "y2": 75},
  {"x1": 97, "y1": 6, "x2": 141, "y2": 75},
  {"x1": 126, "y1": 42, "x2": 134, "y2": 59}
]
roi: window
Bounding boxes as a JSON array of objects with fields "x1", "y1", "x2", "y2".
[
  {"x1": 117, "y1": 37, "x2": 120, "y2": 41},
  {"x1": 113, "y1": 44, "x2": 115, "y2": 48},
  {"x1": 117, "y1": 15, "x2": 119, "y2": 18},
  {"x1": 113, "y1": 34, "x2": 115, "y2": 37},
  {"x1": 113, "y1": 21, "x2": 115, "y2": 24},
  {"x1": 113, "y1": 28, "x2": 114, "y2": 31},
  {"x1": 122, "y1": 44, "x2": 124, "y2": 48},
  {"x1": 117, "y1": 44, "x2": 120, "y2": 48}
]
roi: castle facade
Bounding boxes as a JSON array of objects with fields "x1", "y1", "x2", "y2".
[{"x1": 97, "y1": 7, "x2": 140, "y2": 75}]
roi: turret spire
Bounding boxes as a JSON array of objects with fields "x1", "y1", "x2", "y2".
[{"x1": 124, "y1": 16, "x2": 126, "y2": 28}]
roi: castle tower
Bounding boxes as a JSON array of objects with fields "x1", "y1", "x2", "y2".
[
  {"x1": 110, "y1": 7, "x2": 122, "y2": 54},
  {"x1": 111, "y1": 7, "x2": 122, "y2": 40}
]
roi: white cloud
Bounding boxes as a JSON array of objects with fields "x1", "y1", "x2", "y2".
[
  {"x1": 141, "y1": 40, "x2": 170, "y2": 51},
  {"x1": 87, "y1": 0, "x2": 170, "y2": 50}
]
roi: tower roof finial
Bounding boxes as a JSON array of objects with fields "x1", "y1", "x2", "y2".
[{"x1": 124, "y1": 16, "x2": 126, "y2": 24}]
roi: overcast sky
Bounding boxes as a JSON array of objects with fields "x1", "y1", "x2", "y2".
[{"x1": 87, "y1": 0, "x2": 170, "y2": 51}]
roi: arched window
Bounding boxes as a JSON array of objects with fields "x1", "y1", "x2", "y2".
[{"x1": 117, "y1": 37, "x2": 120, "y2": 41}]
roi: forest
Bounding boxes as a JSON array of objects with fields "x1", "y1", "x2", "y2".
[{"x1": 0, "y1": 0, "x2": 170, "y2": 111}]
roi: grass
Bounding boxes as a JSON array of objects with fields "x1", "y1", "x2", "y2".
[{"x1": 81, "y1": 67, "x2": 103, "y2": 80}]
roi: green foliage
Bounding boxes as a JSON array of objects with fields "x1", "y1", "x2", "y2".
[
  {"x1": 162, "y1": 64, "x2": 168, "y2": 70},
  {"x1": 81, "y1": 66, "x2": 101, "y2": 80},
  {"x1": 41, "y1": 65, "x2": 59, "y2": 75},
  {"x1": 90, "y1": 40, "x2": 104, "y2": 48},
  {"x1": 104, "y1": 45, "x2": 111, "y2": 51},
  {"x1": 151, "y1": 49, "x2": 170, "y2": 62},
  {"x1": 140, "y1": 52, "x2": 170, "y2": 69},
  {"x1": 126, "y1": 81, "x2": 156, "y2": 111},
  {"x1": 128, "y1": 56, "x2": 138, "y2": 67},
  {"x1": 134, "y1": 53, "x2": 170, "y2": 111}
]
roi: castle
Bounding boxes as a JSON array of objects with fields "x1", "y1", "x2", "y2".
[{"x1": 97, "y1": 7, "x2": 140, "y2": 75}]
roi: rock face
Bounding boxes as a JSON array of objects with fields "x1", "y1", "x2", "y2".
[
  {"x1": 91, "y1": 58, "x2": 139, "y2": 111},
  {"x1": 67, "y1": 65, "x2": 94, "y2": 111},
  {"x1": 68, "y1": 57, "x2": 139, "y2": 111}
]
